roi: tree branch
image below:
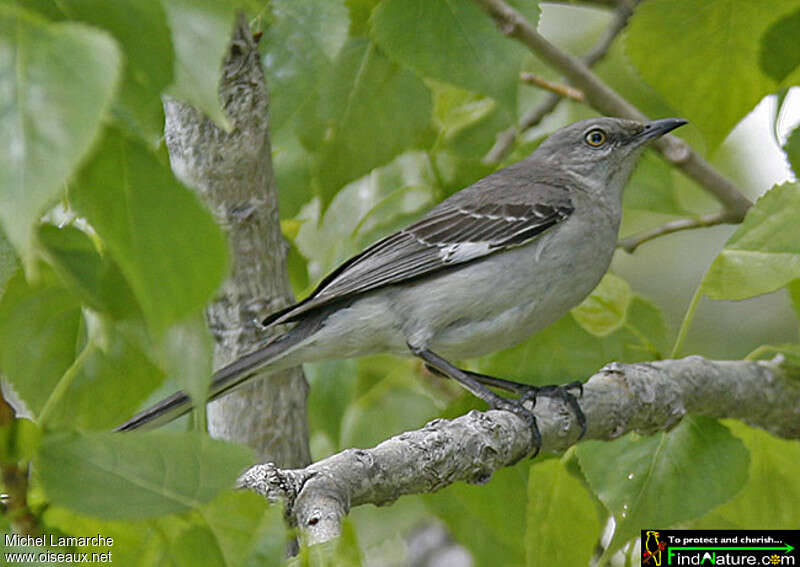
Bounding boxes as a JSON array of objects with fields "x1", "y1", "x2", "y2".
[
  {"x1": 617, "y1": 210, "x2": 741, "y2": 253},
  {"x1": 485, "y1": 2, "x2": 634, "y2": 165},
  {"x1": 520, "y1": 73, "x2": 585, "y2": 102},
  {"x1": 163, "y1": 15, "x2": 310, "y2": 466},
  {"x1": 238, "y1": 356, "x2": 800, "y2": 544},
  {"x1": 475, "y1": 0, "x2": 753, "y2": 219}
]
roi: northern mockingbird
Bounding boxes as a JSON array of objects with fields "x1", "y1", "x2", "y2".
[{"x1": 117, "y1": 117, "x2": 687, "y2": 446}]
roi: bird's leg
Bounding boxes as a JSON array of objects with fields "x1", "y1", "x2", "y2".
[
  {"x1": 424, "y1": 364, "x2": 586, "y2": 439},
  {"x1": 410, "y1": 345, "x2": 542, "y2": 455}
]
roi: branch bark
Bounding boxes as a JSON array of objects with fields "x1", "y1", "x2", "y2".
[
  {"x1": 162, "y1": 16, "x2": 310, "y2": 467},
  {"x1": 475, "y1": 0, "x2": 753, "y2": 220},
  {"x1": 238, "y1": 356, "x2": 800, "y2": 544}
]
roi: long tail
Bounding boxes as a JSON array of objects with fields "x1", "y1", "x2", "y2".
[{"x1": 114, "y1": 327, "x2": 308, "y2": 432}]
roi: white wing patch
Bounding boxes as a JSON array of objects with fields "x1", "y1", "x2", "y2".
[{"x1": 439, "y1": 241, "x2": 492, "y2": 263}]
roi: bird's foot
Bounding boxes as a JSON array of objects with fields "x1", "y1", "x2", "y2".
[
  {"x1": 518, "y1": 381, "x2": 586, "y2": 439},
  {"x1": 490, "y1": 397, "x2": 543, "y2": 457}
]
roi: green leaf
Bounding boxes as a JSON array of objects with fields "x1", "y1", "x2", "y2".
[
  {"x1": 164, "y1": 492, "x2": 284, "y2": 567},
  {"x1": 55, "y1": 0, "x2": 172, "y2": 142},
  {"x1": 626, "y1": 0, "x2": 796, "y2": 150},
  {"x1": 577, "y1": 417, "x2": 749, "y2": 557},
  {"x1": 372, "y1": 0, "x2": 537, "y2": 112},
  {"x1": 239, "y1": 498, "x2": 289, "y2": 567},
  {"x1": 623, "y1": 151, "x2": 686, "y2": 215},
  {"x1": 626, "y1": 295, "x2": 670, "y2": 358},
  {"x1": 156, "y1": 313, "x2": 214, "y2": 428},
  {"x1": 0, "y1": 269, "x2": 81, "y2": 416},
  {"x1": 7, "y1": 0, "x2": 65, "y2": 20},
  {"x1": 432, "y1": 150, "x2": 495, "y2": 199},
  {"x1": 0, "y1": 6, "x2": 121, "y2": 261},
  {"x1": 693, "y1": 421, "x2": 800, "y2": 528},
  {"x1": 44, "y1": 492, "x2": 287, "y2": 567},
  {"x1": 297, "y1": 518, "x2": 363, "y2": 566},
  {"x1": 261, "y1": 0, "x2": 349, "y2": 132},
  {"x1": 789, "y1": 278, "x2": 800, "y2": 327},
  {"x1": 345, "y1": 0, "x2": 378, "y2": 37},
  {"x1": 593, "y1": 40, "x2": 680, "y2": 138},
  {"x1": 38, "y1": 223, "x2": 139, "y2": 319},
  {"x1": 45, "y1": 507, "x2": 171, "y2": 567},
  {"x1": 431, "y1": 82, "x2": 514, "y2": 160},
  {"x1": 294, "y1": 151, "x2": 436, "y2": 279},
  {"x1": 703, "y1": 183, "x2": 800, "y2": 300},
  {"x1": 306, "y1": 38, "x2": 433, "y2": 209},
  {"x1": 477, "y1": 295, "x2": 668, "y2": 385},
  {"x1": 759, "y1": 7, "x2": 800, "y2": 85},
  {"x1": 0, "y1": 227, "x2": 17, "y2": 294},
  {"x1": 425, "y1": 463, "x2": 530, "y2": 566},
  {"x1": 162, "y1": 0, "x2": 235, "y2": 128},
  {"x1": 69, "y1": 129, "x2": 229, "y2": 335},
  {"x1": 348, "y1": 498, "x2": 430, "y2": 564},
  {"x1": 340, "y1": 362, "x2": 441, "y2": 449},
  {"x1": 784, "y1": 125, "x2": 800, "y2": 179},
  {"x1": 306, "y1": 359, "x2": 359, "y2": 451},
  {"x1": 571, "y1": 273, "x2": 633, "y2": 337},
  {"x1": 351, "y1": 184, "x2": 433, "y2": 248},
  {"x1": 273, "y1": 129, "x2": 315, "y2": 218},
  {"x1": 746, "y1": 343, "x2": 800, "y2": 382},
  {"x1": 0, "y1": 417, "x2": 39, "y2": 464},
  {"x1": 40, "y1": 320, "x2": 165, "y2": 431},
  {"x1": 526, "y1": 457, "x2": 601, "y2": 567},
  {"x1": 43, "y1": 490, "x2": 287, "y2": 567},
  {"x1": 38, "y1": 431, "x2": 253, "y2": 519}
]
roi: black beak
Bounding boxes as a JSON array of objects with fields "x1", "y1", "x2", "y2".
[{"x1": 636, "y1": 117, "x2": 688, "y2": 142}]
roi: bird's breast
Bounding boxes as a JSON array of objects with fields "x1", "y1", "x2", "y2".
[{"x1": 417, "y1": 208, "x2": 621, "y2": 359}]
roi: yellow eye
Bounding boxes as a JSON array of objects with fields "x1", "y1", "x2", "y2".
[{"x1": 585, "y1": 129, "x2": 607, "y2": 147}]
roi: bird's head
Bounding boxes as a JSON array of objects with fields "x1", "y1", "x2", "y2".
[{"x1": 535, "y1": 116, "x2": 687, "y2": 193}]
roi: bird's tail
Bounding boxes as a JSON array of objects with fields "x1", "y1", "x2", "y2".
[{"x1": 114, "y1": 325, "x2": 309, "y2": 432}]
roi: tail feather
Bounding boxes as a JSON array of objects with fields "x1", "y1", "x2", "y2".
[{"x1": 114, "y1": 326, "x2": 310, "y2": 432}]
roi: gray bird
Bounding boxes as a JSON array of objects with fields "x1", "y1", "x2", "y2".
[{"x1": 117, "y1": 117, "x2": 687, "y2": 444}]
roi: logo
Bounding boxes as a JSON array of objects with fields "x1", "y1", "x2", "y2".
[
  {"x1": 640, "y1": 530, "x2": 798, "y2": 566},
  {"x1": 643, "y1": 530, "x2": 666, "y2": 566}
]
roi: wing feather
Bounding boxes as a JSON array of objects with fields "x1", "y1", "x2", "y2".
[{"x1": 263, "y1": 190, "x2": 573, "y2": 326}]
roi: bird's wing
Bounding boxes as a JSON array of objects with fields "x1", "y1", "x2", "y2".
[{"x1": 264, "y1": 195, "x2": 573, "y2": 326}]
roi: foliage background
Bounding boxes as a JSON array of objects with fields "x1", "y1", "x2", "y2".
[{"x1": 0, "y1": 0, "x2": 799, "y2": 565}]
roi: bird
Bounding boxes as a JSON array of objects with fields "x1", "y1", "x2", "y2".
[{"x1": 116, "y1": 116, "x2": 687, "y2": 448}]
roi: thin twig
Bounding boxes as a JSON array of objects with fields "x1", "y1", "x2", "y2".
[
  {"x1": 520, "y1": 73, "x2": 585, "y2": 101},
  {"x1": 239, "y1": 356, "x2": 800, "y2": 544},
  {"x1": 484, "y1": 1, "x2": 634, "y2": 164},
  {"x1": 475, "y1": 0, "x2": 753, "y2": 218},
  {"x1": 617, "y1": 210, "x2": 740, "y2": 253},
  {"x1": 582, "y1": 0, "x2": 638, "y2": 67}
]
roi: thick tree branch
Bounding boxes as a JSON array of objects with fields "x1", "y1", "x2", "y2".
[
  {"x1": 238, "y1": 356, "x2": 800, "y2": 544},
  {"x1": 476, "y1": 0, "x2": 753, "y2": 219},
  {"x1": 163, "y1": 15, "x2": 310, "y2": 466}
]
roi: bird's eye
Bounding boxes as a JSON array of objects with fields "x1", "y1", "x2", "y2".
[{"x1": 585, "y1": 129, "x2": 607, "y2": 147}]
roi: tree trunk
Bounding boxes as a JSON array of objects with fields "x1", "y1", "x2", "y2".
[{"x1": 162, "y1": 15, "x2": 310, "y2": 467}]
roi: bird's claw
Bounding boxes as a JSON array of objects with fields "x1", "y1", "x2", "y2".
[
  {"x1": 491, "y1": 397, "x2": 542, "y2": 458},
  {"x1": 516, "y1": 381, "x2": 587, "y2": 440}
]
